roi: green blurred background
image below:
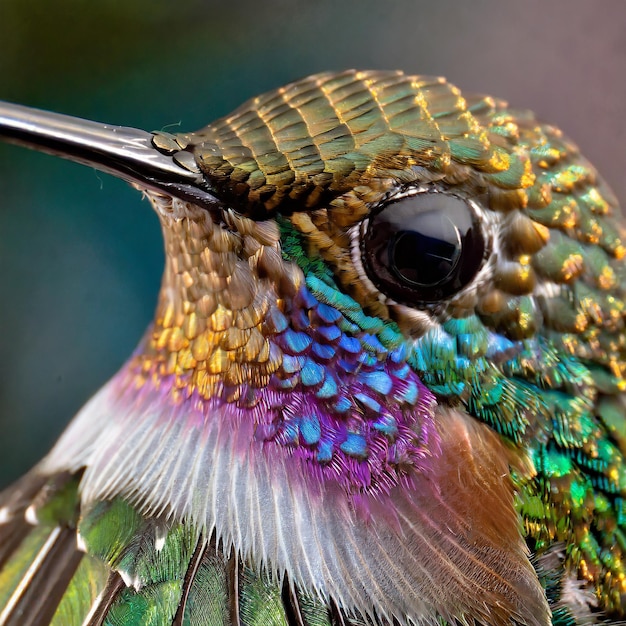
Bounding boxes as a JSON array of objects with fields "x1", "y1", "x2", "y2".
[{"x1": 0, "y1": 0, "x2": 625, "y2": 488}]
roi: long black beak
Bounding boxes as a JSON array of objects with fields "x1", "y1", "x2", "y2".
[{"x1": 0, "y1": 101, "x2": 220, "y2": 209}]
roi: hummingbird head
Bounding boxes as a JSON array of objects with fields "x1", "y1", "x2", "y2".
[
  {"x1": 130, "y1": 70, "x2": 549, "y2": 501},
  {"x1": 137, "y1": 69, "x2": 626, "y2": 447},
  {"x1": 4, "y1": 69, "x2": 625, "y2": 622}
]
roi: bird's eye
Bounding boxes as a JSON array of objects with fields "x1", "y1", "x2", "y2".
[{"x1": 362, "y1": 191, "x2": 486, "y2": 304}]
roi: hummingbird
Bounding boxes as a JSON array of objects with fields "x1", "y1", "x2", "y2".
[{"x1": 0, "y1": 69, "x2": 624, "y2": 626}]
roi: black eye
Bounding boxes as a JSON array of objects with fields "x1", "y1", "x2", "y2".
[{"x1": 362, "y1": 192, "x2": 486, "y2": 304}]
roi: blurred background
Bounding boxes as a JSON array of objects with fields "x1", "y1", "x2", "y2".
[{"x1": 0, "y1": 0, "x2": 625, "y2": 487}]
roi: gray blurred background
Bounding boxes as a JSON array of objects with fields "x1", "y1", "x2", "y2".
[{"x1": 0, "y1": 0, "x2": 625, "y2": 488}]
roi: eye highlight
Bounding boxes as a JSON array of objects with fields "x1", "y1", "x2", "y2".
[{"x1": 362, "y1": 191, "x2": 486, "y2": 304}]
